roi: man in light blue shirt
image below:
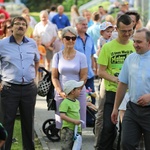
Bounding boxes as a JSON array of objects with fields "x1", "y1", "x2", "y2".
[
  {"x1": 0, "y1": 16, "x2": 39, "y2": 150},
  {"x1": 112, "y1": 28, "x2": 150, "y2": 149},
  {"x1": 87, "y1": 11, "x2": 101, "y2": 52},
  {"x1": 74, "y1": 16, "x2": 96, "y2": 127}
]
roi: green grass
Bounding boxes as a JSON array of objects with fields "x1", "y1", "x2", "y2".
[
  {"x1": 30, "y1": 12, "x2": 40, "y2": 22},
  {"x1": 30, "y1": 12, "x2": 71, "y2": 22},
  {"x1": 11, "y1": 117, "x2": 42, "y2": 150},
  {"x1": 29, "y1": 1, "x2": 113, "y2": 23},
  {"x1": 88, "y1": 1, "x2": 111, "y2": 12}
]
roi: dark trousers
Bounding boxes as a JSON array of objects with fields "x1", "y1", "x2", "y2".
[
  {"x1": 122, "y1": 101, "x2": 150, "y2": 150},
  {"x1": 0, "y1": 82, "x2": 37, "y2": 150},
  {"x1": 98, "y1": 91, "x2": 117, "y2": 150},
  {"x1": 85, "y1": 77, "x2": 95, "y2": 125}
]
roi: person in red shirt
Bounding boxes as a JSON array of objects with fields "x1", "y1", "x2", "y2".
[{"x1": 0, "y1": 6, "x2": 10, "y2": 19}]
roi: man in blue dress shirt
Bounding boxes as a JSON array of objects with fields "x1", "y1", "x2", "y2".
[
  {"x1": 111, "y1": 28, "x2": 150, "y2": 149},
  {"x1": 52, "y1": 5, "x2": 70, "y2": 29},
  {"x1": 74, "y1": 16, "x2": 96, "y2": 127},
  {"x1": 0, "y1": 16, "x2": 40, "y2": 150}
]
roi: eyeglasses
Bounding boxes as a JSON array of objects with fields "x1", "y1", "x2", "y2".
[
  {"x1": 14, "y1": 22, "x2": 27, "y2": 26},
  {"x1": 119, "y1": 29, "x2": 133, "y2": 34},
  {"x1": 64, "y1": 36, "x2": 76, "y2": 41}
]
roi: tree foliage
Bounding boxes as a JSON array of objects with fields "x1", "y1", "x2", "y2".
[
  {"x1": 21, "y1": 0, "x2": 90, "y2": 12},
  {"x1": 62, "y1": 0, "x2": 90, "y2": 12}
]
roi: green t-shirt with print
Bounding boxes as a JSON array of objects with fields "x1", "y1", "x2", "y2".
[
  {"x1": 59, "y1": 98, "x2": 81, "y2": 132},
  {"x1": 97, "y1": 39, "x2": 135, "y2": 92}
]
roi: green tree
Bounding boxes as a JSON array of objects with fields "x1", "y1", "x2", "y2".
[
  {"x1": 62, "y1": 0, "x2": 90, "y2": 12},
  {"x1": 21, "y1": 0, "x2": 90, "y2": 12}
]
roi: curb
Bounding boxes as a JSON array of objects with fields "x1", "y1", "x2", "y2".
[{"x1": 35, "y1": 118, "x2": 49, "y2": 150}]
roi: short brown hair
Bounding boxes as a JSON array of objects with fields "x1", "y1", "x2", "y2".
[{"x1": 11, "y1": 16, "x2": 28, "y2": 27}]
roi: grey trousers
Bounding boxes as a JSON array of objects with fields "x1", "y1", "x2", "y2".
[
  {"x1": 94, "y1": 79, "x2": 106, "y2": 149},
  {"x1": 0, "y1": 82, "x2": 37, "y2": 150},
  {"x1": 122, "y1": 101, "x2": 150, "y2": 150}
]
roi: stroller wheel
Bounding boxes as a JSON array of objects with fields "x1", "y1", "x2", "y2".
[
  {"x1": 42, "y1": 119, "x2": 55, "y2": 135},
  {"x1": 46, "y1": 123, "x2": 60, "y2": 142}
]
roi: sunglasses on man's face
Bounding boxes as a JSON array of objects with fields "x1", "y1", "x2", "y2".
[{"x1": 64, "y1": 36, "x2": 76, "y2": 41}]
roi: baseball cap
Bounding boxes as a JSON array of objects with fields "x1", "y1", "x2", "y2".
[
  {"x1": 100, "y1": 21, "x2": 113, "y2": 31},
  {"x1": 63, "y1": 80, "x2": 84, "y2": 95}
]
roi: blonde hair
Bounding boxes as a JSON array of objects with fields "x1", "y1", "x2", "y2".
[
  {"x1": 105, "y1": 15, "x2": 115, "y2": 25},
  {"x1": 71, "y1": 5, "x2": 80, "y2": 16}
]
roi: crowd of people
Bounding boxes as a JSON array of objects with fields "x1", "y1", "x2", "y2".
[{"x1": 0, "y1": 0, "x2": 150, "y2": 149}]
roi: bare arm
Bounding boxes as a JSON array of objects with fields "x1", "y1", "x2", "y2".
[
  {"x1": 51, "y1": 68, "x2": 66, "y2": 98},
  {"x1": 111, "y1": 82, "x2": 128, "y2": 124},
  {"x1": 60, "y1": 113, "x2": 81, "y2": 125},
  {"x1": 99, "y1": 64, "x2": 119, "y2": 83},
  {"x1": 96, "y1": 46, "x2": 101, "y2": 57},
  {"x1": 0, "y1": 140, "x2": 5, "y2": 148},
  {"x1": 49, "y1": 37, "x2": 56, "y2": 46},
  {"x1": 79, "y1": 68, "x2": 87, "y2": 85},
  {"x1": 45, "y1": 37, "x2": 56, "y2": 48},
  {"x1": 35, "y1": 61, "x2": 39, "y2": 77}
]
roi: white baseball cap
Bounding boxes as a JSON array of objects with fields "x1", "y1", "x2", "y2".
[
  {"x1": 100, "y1": 21, "x2": 113, "y2": 31},
  {"x1": 63, "y1": 80, "x2": 84, "y2": 95}
]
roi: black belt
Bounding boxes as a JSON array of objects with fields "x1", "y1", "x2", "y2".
[
  {"x1": 2, "y1": 81, "x2": 34, "y2": 86},
  {"x1": 129, "y1": 101, "x2": 150, "y2": 108}
]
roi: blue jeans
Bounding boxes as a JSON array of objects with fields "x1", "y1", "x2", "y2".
[{"x1": 98, "y1": 91, "x2": 117, "y2": 150}]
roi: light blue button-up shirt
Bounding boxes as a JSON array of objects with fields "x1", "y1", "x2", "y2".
[
  {"x1": 0, "y1": 35, "x2": 40, "y2": 84},
  {"x1": 87, "y1": 22, "x2": 100, "y2": 51},
  {"x1": 119, "y1": 50, "x2": 150, "y2": 104},
  {"x1": 74, "y1": 33, "x2": 95, "y2": 79}
]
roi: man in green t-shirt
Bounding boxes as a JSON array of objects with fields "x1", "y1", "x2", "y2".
[
  {"x1": 96, "y1": 14, "x2": 135, "y2": 150},
  {"x1": 59, "y1": 80, "x2": 84, "y2": 150}
]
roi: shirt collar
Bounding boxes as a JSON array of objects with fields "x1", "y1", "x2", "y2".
[
  {"x1": 9, "y1": 35, "x2": 29, "y2": 43},
  {"x1": 140, "y1": 50, "x2": 150, "y2": 56},
  {"x1": 77, "y1": 33, "x2": 89, "y2": 38}
]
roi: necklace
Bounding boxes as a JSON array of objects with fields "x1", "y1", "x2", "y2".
[{"x1": 63, "y1": 50, "x2": 76, "y2": 60}]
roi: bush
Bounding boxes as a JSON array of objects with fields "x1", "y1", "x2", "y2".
[{"x1": 62, "y1": 0, "x2": 90, "y2": 12}]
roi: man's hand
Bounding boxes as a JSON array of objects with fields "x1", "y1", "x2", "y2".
[
  {"x1": 113, "y1": 77, "x2": 119, "y2": 84},
  {"x1": 137, "y1": 94, "x2": 150, "y2": 106},
  {"x1": 111, "y1": 109, "x2": 119, "y2": 124}
]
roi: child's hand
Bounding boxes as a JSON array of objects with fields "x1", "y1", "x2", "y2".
[{"x1": 74, "y1": 120, "x2": 81, "y2": 125}]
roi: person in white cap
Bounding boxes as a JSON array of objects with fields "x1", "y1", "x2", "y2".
[
  {"x1": 97, "y1": 21, "x2": 114, "y2": 57},
  {"x1": 59, "y1": 80, "x2": 84, "y2": 150}
]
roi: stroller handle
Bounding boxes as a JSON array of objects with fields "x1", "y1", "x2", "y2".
[{"x1": 39, "y1": 67, "x2": 50, "y2": 74}]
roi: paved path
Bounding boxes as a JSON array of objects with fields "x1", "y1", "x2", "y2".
[{"x1": 34, "y1": 79, "x2": 100, "y2": 150}]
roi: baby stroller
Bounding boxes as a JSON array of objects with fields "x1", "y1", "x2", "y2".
[
  {"x1": 40, "y1": 70, "x2": 97, "y2": 141},
  {"x1": 37, "y1": 67, "x2": 60, "y2": 142},
  {"x1": 86, "y1": 87, "x2": 98, "y2": 134}
]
